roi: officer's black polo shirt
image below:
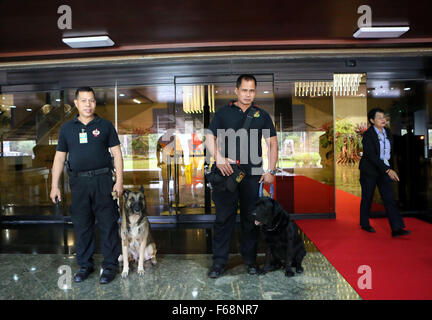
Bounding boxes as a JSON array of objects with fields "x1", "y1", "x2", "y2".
[
  {"x1": 56, "y1": 114, "x2": 120, "y2": 172},
  {"x1": 208, "y1": 101, "x2": 277, "y2": 174}
]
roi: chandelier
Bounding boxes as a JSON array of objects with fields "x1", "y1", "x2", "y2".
[
  {"x1": 182, "y1": 85, "x2": 215, "y2": 113},
  {"x1": 295, "y1": 73, "x2": 364, "y2": 97},
  {"x1": 333, "y1": 73, "x2": 363, "y2": 96},
  {"x1": 295, "y1": 81, "x2": 333, "y2": 97}
]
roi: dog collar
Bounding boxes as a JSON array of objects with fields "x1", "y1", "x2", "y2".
[{"x1": 266, "y1": 219, "x2": 281, "y2": 232}]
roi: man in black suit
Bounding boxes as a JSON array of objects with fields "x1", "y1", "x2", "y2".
[{"x1": 359, "y1": 108, "x2": 411, "y2": 237}]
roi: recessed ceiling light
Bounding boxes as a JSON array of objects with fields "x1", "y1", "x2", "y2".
[
  {"x1": 353, "y1": 26, "x2": 409, "y2": 38},
  {"x1": 26, "y1": 108, "x2": 32, "y2": 112},
  {"x1": 133, "y1": 99, "x2": 141, "y2": 104},
  {"x1": 62, "y1": 35, "x2": 115, "y2": 48}
]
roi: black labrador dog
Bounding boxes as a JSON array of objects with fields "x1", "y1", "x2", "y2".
[{"x1": 253, "y1": 197, "x2": 306, "y2": 277}]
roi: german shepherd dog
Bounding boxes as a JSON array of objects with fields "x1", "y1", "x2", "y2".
[
  {"x1": 118, "y1": 186, "x2": 157, "y2": 278},
  {"x1": 253, "y1": 197, "x2": 306, "y2": 277}
]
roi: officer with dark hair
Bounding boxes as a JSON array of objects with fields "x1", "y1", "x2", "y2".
[
  {"x1": 205, "y1": 74, "x2": 279, "y2": 278},
  {"x1": 359, "y1": 107, "x2": 411, "y2": 237},
  {"x1": 50, "y1": 87, "x2": 124, "y2": 284}
]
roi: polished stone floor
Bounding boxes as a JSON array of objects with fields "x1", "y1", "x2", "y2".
[
  {"x1": 0, "y1": 253, "x2": 361, "y2": 300},
  {"x1": 0, "y1": 224, "x2": 361, "y2": 300}
]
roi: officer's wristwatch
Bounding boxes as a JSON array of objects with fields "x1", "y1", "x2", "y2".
[{"x1": 267, "y1": 169, "x2": 277, "y2": 176}]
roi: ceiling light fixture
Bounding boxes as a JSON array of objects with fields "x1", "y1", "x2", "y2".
[
  {"x1": 353, "y1": 26, "x2": 409, "y2": 38},
  {"x1": 62, "y1": 35, "x2": 115, "y2": 48}
]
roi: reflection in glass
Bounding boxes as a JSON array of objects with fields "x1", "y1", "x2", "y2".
[
  {"x1": 116, "y1": 85, "x2": 175, "y2": 216},
  {"x1": 0, "y1": 91, "x2": 63, "y2": 215}
]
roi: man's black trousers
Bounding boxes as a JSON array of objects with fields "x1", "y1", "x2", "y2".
[
  {"x1": 69, "y1": 172, "x2": 121, "y2": 270},
  {"x1": 211, "y1": 174, "x2": 261, "y2": 267},
  {"x1": 359, "y1": 172, "x2": 405, "y2": 230}
]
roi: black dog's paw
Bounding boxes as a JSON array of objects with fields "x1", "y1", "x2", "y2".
[
  {"x1": 285, "y1": 269, "x2": 295, "y2": 277},
  {"x1": 295, "y1": 265, "x2": 304, "y2": 274}
]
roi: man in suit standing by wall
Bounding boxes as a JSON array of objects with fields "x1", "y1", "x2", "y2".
[{"x1": 359, "y1": 108, "x2": 411, "y2": 237}]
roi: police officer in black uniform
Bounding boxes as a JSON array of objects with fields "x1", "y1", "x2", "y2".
[
  {"x1": 205, "y1": 75, "x2": 279, "y2": 278},
  {"x1": 50, "y1": 87, "x2": 124, "y2": 284}
]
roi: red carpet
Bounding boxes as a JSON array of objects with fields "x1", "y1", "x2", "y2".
[{"x1": 296, "y1": 188, "x2": 432, "y2": 300}]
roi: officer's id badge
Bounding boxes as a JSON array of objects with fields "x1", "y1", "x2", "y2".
[
  {"x1": 79, "y1": 131, "x2": 88, "y2": 144},
  {"x1": 253, "y1": 111, "x2": 260, "y2": 118},
  {"x1": 92, "y1": 128, "x2": 100, "y2": 137},
  {"x1": 236, "y1": 171, "x2": 245, "y2": 183}
]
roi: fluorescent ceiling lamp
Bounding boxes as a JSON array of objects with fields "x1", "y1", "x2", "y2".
[
  {"x1": 62, "y1": 35, "x2": 115, "y2": 48},
  {"x1": 353, "y1": 26, "x2": 409, "y2": 38},
  {"x1": 133, "y1": 99, "x2": 141, "y2": 104}
]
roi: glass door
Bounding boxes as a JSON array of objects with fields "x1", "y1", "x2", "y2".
[{"x1": 173, "y1": 75, "x2": 274, "y2": 216}]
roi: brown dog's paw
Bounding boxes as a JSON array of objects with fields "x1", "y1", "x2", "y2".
[
  {"x1": 137, "y1": 268, "x2": 145, "y2": 276},
  {"x1": 121, "y1": 268, "x2": 129, "y2": 278}
]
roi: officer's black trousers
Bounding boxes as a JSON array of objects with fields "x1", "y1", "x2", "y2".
[
  {"x1": 211, "y1": 174, "x2": 261, "y2": 267},
  {"x1": 359, "y1": 172, "x2": 405, "y2": 230},
  {"x1": 69, "y1": 173, "x2": 121, "y2": 270}
]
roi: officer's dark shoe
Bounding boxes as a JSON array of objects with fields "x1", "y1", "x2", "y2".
[
  {"x1": 73, "y1": 267, "x2": 94, "y2": 283},
  {"x1": 246, "y1": 264, "x2": 262, "y2": 275},
  {"x1": 208, "y1": 264, "x2": 225, "y2": 279},
  {"x1": 392, "y1": 228, "x2": 411, "y2": 238},
  {"x1": 99, "y1": 268, "x2": 117, "y2": 284},
  {"x1": 361, "y1": 226, "x2": 376, "y2": 233}
]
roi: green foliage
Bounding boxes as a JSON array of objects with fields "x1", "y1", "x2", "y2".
[
  {"x1": 293, "y1": 152, "x2": 321, "y2": 167},
  {"x1": 334, "y1": 119, "x2": 367, "y2": 165}
]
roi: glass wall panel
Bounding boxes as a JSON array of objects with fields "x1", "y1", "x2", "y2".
[
  {"x1": 174, "y1": 79, "x2": 274, "y2": 214},
  {"x1": 367, "y1": 80, "x2": 429, "y2": 212},
  {"x1": 116, "y1": 85, "x2": 175, "y2": 216},
  {"x1": 274, "y1": 81, "x2": 335, "y2": 214},
  {"x1": 333, "y1": 73, "x2": 367, "y2": 207},
  {"x1": 0, "y1": 90, "x2": 63, "y2": 216},
  {"x1": 0, "y1": 87, "x2": 115, "y2": 218}
]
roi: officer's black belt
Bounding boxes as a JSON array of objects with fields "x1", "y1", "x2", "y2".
[{"x1": 69, "y1": 167, "x2": 111, "y2": 177}]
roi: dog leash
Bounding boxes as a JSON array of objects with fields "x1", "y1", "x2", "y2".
[
  {"x1": 258, "y1": 182, "x2": 282, "y2": 232},
  {"x1": 259, "y1": 182, "x2": 274, "y2": 199}
]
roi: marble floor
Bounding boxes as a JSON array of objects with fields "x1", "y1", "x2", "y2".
[
  {"x1": 0, "y1": 253, "x2": 361, "y2": 300},
  {"x1": 0, "y1": 224, "x2": 361, "y2": 300}
]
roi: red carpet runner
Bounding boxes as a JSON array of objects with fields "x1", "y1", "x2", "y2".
[{"x1": 296, "y1": 188, "x2": 432, "y2": 300}]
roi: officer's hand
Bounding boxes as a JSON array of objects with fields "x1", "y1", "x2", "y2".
[
  {"x1": 50, "y1": 187, "x2": 61, "y2": 204},
  {"x1": 216, "y1": 157, "x2": 235, "y2": 176},
  {"x1": 259, "y1": 172, "x2": 274, "y2": 185},
  {"x1": 113, "y1": 183, "x2": 123, "y2": 197}
]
